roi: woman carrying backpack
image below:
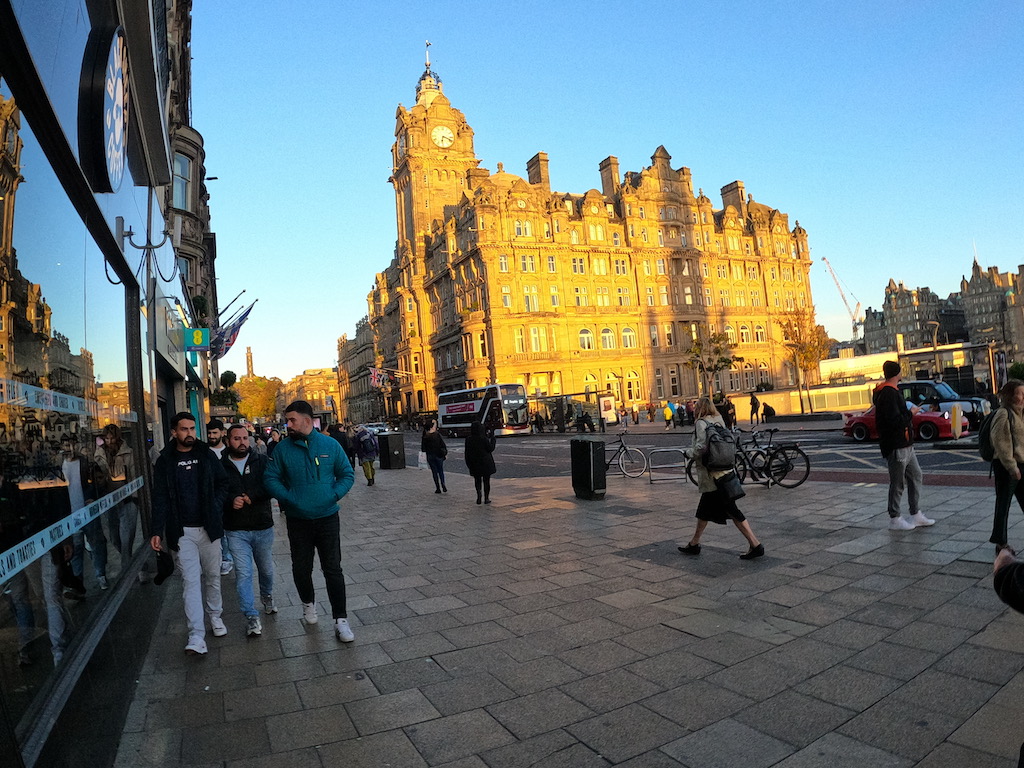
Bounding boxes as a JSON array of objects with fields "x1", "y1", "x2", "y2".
[
  {"x1": 989, "y1": 379, "x2": 1024, "y2": 552},
  {"x1": 355, "y1": 426, "x2": 379, "y2": 486},
  {"x1": 678, "y1": 397, "x2": 763, "y2": 560}
]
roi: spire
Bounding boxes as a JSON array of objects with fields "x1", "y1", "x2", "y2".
[
  {"x1": 416, "y1": 40, "x2": 443, "y2": 104},
  {"x1": 425, "y1": 39, "x2": 431, "y2": 69}
]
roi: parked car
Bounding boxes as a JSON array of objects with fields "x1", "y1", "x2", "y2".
[
  {"x1": 898, "y1": 380, "x2": 990, "y2": 429},
  {"x1": 360, "y1": 422, "x2": 389, "y2": 434},
  {"x1": 843, "y1": 405, "x2": 969, "y2": 442}
]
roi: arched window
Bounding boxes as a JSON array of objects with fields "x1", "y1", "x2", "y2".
[
  {"x1": 596, "y1": 224, "x2": 604, "y2": 241},
  {"x1": 725, "y1": 325, "x2": 737, "y2": 344},
  {"x1": 606, "y1": 372, "x2": 621, "y2": 398},
  {"x1": 583, "y1": 372, "x2": 598, "y2": 393},
  {"x1": 754, "y1": 324, "x2": 766, "y2": 343},
  {"x1": 514, "y1": 220, "x2": 523, "y2": 236},
  {"x1": 524, "y1": 220, "x2": 533, "y2": 236},
  {"x1": 621, "y1": 327, "x2": 637, "y2": 348},
  {"x1": 578, "y1": 329, "x2": 594, "y2": 350},
  {"x1": 625, "y1": 370, "x2": 641, "y2": 401},
  {"x1": 728, "y1": 365, "x2": 742, "y2": 391},
  {"x1": 613, "y1": 232, "x2": 621, "y2": 246},
  {"x1": 601, "y1": 328, "x2": 616, "y2": 349},
  {"x1": 758, "y1": 361, "x2": 771, "y2": 384},
  {"x1": 570, "y1": 229, "x2": 580, "y2": 244},
  {"x1": 739, "y1": 325, "x2": 752, "y2": 344}
]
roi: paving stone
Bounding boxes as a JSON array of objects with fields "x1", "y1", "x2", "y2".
[
  {"x1": 406, "y1": 708, "x2": 516, "y2": 763},
  {"x1": 223, "y1": 746, "x2": 324, "y2": 768},
  {"x1": 365, "y1": 656, "x2": 453, "y2": 694},
  {"x1": 686, "y1": 631, "x2": 774, "y2": 666},
  {"x1": 224, "y1": 682, "x2": 301, "y2": 721},
  {"x1": 661, "y1": 718, "x2": 794, "y2": 768},
  {"x1": 912, "y1": 741, "x2": 1017, "y2": 768},
  {"x1": 265, "y1": 703, "x2": 357, "y2": 752},
  {"x1": 317, "y1": 642, "x2": 394, "y2": 674},
  {"x1": 567, "y1": 703, "x2": 687, "y2": 763},
  {"x1": 440, "y1": 620, "x2": 517, "y2": 648},
  {"x1": 316, "y1": 730, "x2": 428, "y2": 767},
  {"x1": 559, "y1": 668, "x2": 663, "y2": 713},
  {"x1": 934, "y1": 643, "x2": 1024, "y2": 685},
  {"x1": 558, "y1": 639, "x2": 645, "y2": 675},
  {"x1": 478, "y1": 729, "x2": 580, "y2": 768},
  {"x1": 615, "y1": 624, "x2": 694, "y2": 656},
  {"x1": 845, "y1": 641, "x2": 942, "y2": 681},
  {"x1": 253, "y1": 654, "x2": 327, "y2": 687},
  {"x1": 881, "y1": 621, "x2": 974, "y2": 655},
  {"x1": 344, "y1": 688, "x2": 441, "y2": 736},
  {"x1": 795, "y1": 664, "x2": 903, "y2": 711},
  {"x1": 887, "y1": 670, "x2": 999, "y2": 720},
  {"x1": 295, "y1": 670, "x2": 379, "y2": 708},
  {"x1": 393, "y1": 610, "x2": 465, "y2": 635},
  {"x1": 614, "y1": 750, "x2": 687, "y2": 767},
  {"x1": 733, "y1": 689, "x2": 856, "y2": 747},
  {"x1": 380, "y1": 631, "x2": 458, "y2": 662},
  {"x1": 705, "y1": 656, "x2": 813, "y2": 702},
  {"x1": 627, "y1": 648, "x2": 724, "y2": 688},
  {"x1": 145, "y1": 691, "x2": 224, "y2": 730},
  {"x1": 491, "y1": 655, "x2": 585, "y2": 695},
  {"x1": 806, "y1": 618, "x2": 893, "y2": 650},
  {"x1": 421, "y1": 672, "x2": 516, "y2": 715},
  {"x1": 837, "y1": 698, "x2": 962, "y2": 761},
  {"x1": 487, "y1": 688, "x2": 596, "y2": 739},
  {"x1": 770, "y1": 732, "x2": 912, "y2": 767},
  {"x1": 180, "y1": 717, "x2": 271, "y2": 763},
  {"x1": 644, "y1": 680, "x2": 755, "y2": 730},
  {"x1": 761, "y1": 636, "x2": 856, "y2": 675}
]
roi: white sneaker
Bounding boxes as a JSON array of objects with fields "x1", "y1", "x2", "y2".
[
  {"x1": 211, "y1": 617, "x2": 228, "y2": 637},
  {"x1": 889, "y1": 516, "x2": 916, "y2": 531},
  {"x1": 302, "y1": 602, "x2": 318, "y2": 624},
  {"x1": 246, "y1": 616, "x2": 262, "y2": 637},
  {"x1": 335, "y1": 618, "x2": 354, "y2": 643},
  {"x1": 185, "y1": 636, "x2": 208, "y2": 655},
  {"x1": 909, "y1": 512, "x2": 935, "y2": 527},
  {"x1": 97, "y1": 576, "x2": 108, "y2": 590},
  {"x1": 220, "y1": 560, "x2": 233, "y2": 576}
]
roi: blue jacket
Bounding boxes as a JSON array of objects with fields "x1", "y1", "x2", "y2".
[{"x1": 264, "y1": 429, "x2": 354, "y2": 520}]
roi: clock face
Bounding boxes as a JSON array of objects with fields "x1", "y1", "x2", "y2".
[
  {"x1": 431, "y1": 125, "x2": 454, "y2": 147},
  {"x1": 517, "y1": 200, "x2": 526, "y2": 209}
]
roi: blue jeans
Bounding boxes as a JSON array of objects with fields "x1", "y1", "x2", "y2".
[
  {"x1": 427, "y1": 455, "x2": 446, "y2": 490},
  {"x1": 224, "y1": 528, "x2": 275, "y2": 617}
]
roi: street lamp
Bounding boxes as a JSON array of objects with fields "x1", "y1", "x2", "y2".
[{"x1": 925, "y1": 320, "x2": 941, "y2": 379}]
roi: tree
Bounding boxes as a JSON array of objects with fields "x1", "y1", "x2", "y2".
[
  {"x1": 235, "y1": 376, "x2": 283, "y2": 422},
  {"x1": 777, "y1": 309, "x2": 832, "y2": 414},
  {"x1": 220, "y1": 370, "x2": 237, "y2": 389},
  {"x1": 684, "y1": 331, "x2": 743, "y2": 396}
]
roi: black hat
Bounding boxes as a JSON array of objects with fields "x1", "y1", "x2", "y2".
[{"x1": 154, "y1": 550, "x2": 175, "y2": 585}]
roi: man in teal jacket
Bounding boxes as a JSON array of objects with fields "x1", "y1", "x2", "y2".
[{"x1": 264, "y1": 400, "x2": 356, "y2": 642}]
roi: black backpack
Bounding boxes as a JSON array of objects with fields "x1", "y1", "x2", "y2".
[
  {"x1": 701, "y1": 420, "x2": 738, "y2": 470},
  {"x1": 979, "y1": 408, "x2": 1011, "y2": 463}
]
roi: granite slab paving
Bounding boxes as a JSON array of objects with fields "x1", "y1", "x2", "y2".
[{"x1": 116, "y1": 460, "x2": 1024, "y2": 766}]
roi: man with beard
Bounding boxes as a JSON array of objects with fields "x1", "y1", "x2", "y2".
[
  {"x1": 206, "y1": 419, "x2": 233, "y2": 575},
  {"x1": 265, "y1": 401, "x2": 356, "y2": 642},
  {"x1": 150, "y1": 412, "x2": 229, "y2": 655},
  {"x1": 221, "y1": 425, "x2": 276, "y2": 637}
]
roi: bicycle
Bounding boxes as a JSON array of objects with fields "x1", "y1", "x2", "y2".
[
  {"x1": 686, "y1": 427, "x2": 810, "y2": 488},
  {"x1": 604, "y1": 430, "x2": 648, "y2": 478}
]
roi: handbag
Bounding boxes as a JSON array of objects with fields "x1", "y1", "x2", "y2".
[
  {"x1": 715, "y1": 471, "x2": 746, "y2": 501},
  {"x1": 417, "y1": 450, "x2": 428, "y2": 470}
]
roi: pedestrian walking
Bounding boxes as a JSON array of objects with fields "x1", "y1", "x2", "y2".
[
  {"x1": 464, "y1": 420, "x2": 496, "y2": 505},
  {"x1": 750, "y1": 393, "x2": 760, "y2": 425},
  {"x1": 264, "y1": 400, "x2": 356, "y2": 642},
  {"x1": 221, "y1": 425, "x2": 276, "y2": 638},
  {"x1": 421, "y1": 418, "x2": 448, "y2": 493},
  {"x1": 266, "y1": 429, "x2": 282, "y2": 457},
  {"x1": 149, "y1": 412, "x2": 229, "y2": 655},
  {"x1": 677, "y1": 397, "x2": 763, "y2": 560},
  {"x1": 989, "y1": 379, "x2": 1024, "y2": 551},
  {"x1": 344, "y1": 425, "x2": 358, "y2": 468},
  {"x1": 354, "y1": 425, "x2": 378, "y2": 486},
  {"x1": 94, "y1": 423, "x2": 139, "y2": 571},
  {"x1": 663, "y1": 403, "x2": 674, "y2": 431},
  {"x1": 874, "y1": 360, "x2": 935, "y2": 530}
]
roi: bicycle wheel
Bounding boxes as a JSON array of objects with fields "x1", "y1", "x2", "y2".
[
  {"x1": 767, "y1": 446, "x2": 810, "y2": 488},
  {"x1": 733, "y1": 453, "x2": 748, "y2": 483},
  {"x1": 685, "y1": 456, "x2": 699, "y2": 485},
  {"x1": 618, "y1": 446, "x2": 648, "y2": 478}
]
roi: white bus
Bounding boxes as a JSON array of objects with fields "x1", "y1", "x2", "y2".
[{"x1": 436, "y1": 384, "x2": 530, "y2": 437}]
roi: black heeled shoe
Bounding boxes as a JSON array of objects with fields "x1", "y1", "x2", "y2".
[
  {"x1": 476, "y1": 497, "x2": 482, "y2": 505},
  {"x1": 740, "y1": 544, "x2": 764, "y2": 560},
  {"x1": 678, "y1": 543, "x2": 701, "y2": 555}
]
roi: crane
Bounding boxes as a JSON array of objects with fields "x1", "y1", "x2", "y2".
[{"x1": 820, "y1": 256, "x2": 864, "y2": 341}]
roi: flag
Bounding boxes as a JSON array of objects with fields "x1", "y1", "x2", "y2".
[{"x1": 210, "y1": 302, "x2": 255, "y2": 361}]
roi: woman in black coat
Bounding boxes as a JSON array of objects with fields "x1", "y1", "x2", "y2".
[
  {"x1": 421, "y1": 419, "x2": 448, "y2": 494},
  {"x1": 464, "y1": 421, "x2": 496, "y2": 504}
]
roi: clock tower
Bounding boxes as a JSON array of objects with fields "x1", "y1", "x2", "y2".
[{"x1": 392, "y1": 50, "x2": 479, "y2": 259}]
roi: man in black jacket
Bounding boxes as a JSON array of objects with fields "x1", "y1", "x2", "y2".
[
  {"x1": 150, "y1": 412, "x2": 229, "y2": 655},
  {"x1": 873, "y1": 361, "x2": 935, "y2": 531},
  {"x1": 222, "y1": 424, "x2": 276, "y2": 637}
]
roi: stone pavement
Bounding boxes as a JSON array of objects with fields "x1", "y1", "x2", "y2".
[{"x1": 116, "y1": 460, "x2": 1024, "y2": 767}]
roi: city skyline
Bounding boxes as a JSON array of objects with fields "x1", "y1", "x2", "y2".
[{"x1": 192, "y1": 1, "x2": 1023, "y2": 382}]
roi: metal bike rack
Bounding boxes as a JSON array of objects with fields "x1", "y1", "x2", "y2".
[{"x1": 647, "y1": 447, "x2": 690, "y2": 484}]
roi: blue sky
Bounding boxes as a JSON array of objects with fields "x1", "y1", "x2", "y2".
[{"x1": 191, "y1": 0, "x2": 1024, "y2": 382}]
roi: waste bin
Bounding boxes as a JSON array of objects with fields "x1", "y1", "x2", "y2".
[
  {"x1": 376, "y1": 432, "x2": 406, "y2": 469},
  {"x1": 571, "y1": 438, "x2": 606, "y2": 500}
]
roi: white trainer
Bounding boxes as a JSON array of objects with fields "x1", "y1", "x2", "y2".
[
  {"x1": 211, "y1": 617, "x2": 228, "y2": 637},
  {"x1": 185, "y1": 636, "x2": 208, "y2": 655},
  {"x1": 909, "y1": 512, "x2": 935, "y2": 527},
  {"x1": 302, "y1": 602, "x2": 318, "y2": 624},
  {"x1": 889, "y1": 516, "x2": 916, "y2": 531},
  {"x1": 335, "y1": 618, "x2": 354, "y2": 643}
]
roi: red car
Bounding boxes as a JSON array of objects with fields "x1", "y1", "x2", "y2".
[{"x1": 843, "y1": 406, "x2": 969, "y2": 442}]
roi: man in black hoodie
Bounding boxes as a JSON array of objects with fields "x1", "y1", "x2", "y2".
[
  {"x1": 150, "y1": 412, "x2": 229, "y2": 655},
  {"x1": 873, "y1": 361, "x2": 935, "y2": 531},
  {"x1": 222, "y1": 424, "x2": 276, "y2": 637}
]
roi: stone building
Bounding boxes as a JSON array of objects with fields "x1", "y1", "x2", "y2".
[
  {"x1": 283, "y1": 367, "x2": 340, "y2": 416},
  {"x1": 367, "y1": 60, "x2": 815, "y2": 417},
  {"x1": 960, "y1": 260, "x2": 1022, "y2": 356},
  {"x1": 862, "y1": 281, "x2": 955, "y2": 354},
  {"x1": 338, "y1": 316, "x2": 378, "y2": 423}
]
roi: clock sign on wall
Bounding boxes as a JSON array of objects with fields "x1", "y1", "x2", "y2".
[
  {"x1": 79, "y1": 25, "x2": 130, "y2": 193},
  {"x1": 431, "y1": 125, "x2": 454, "y2": 147}
]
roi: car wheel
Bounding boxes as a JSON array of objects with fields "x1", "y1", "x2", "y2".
[
  {"x1": 918, "y1": 422, "x2": 938, "y2": 441},
  {"x1": 851, "y1": 423, "x2": 869, "y2": 442}
]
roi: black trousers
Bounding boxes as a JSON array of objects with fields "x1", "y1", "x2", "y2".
[
  {"x1": 285, "y1": 513, "x2": 347, "y2": 618},
  {"x1": 991, "y1": 461, "x2": 1024, "y2": 546}
]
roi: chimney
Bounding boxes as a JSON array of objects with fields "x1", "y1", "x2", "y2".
[
  {"x1": 526, "y1": 152, "x2": 550, "y2": 192},
  {"x1": 720, "y1": 181, "x2": 746, "y2": 216},
  {"x1": 599, "y1": 156, "x2": 619, "y2": 198}
]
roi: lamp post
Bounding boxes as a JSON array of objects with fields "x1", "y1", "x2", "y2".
[{"x1": 925, "y1": 320, "x2": 941, "y2": 379}]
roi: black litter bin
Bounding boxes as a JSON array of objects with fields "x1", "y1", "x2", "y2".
[
  {"x1": 376, "y1": 432, "x2": 406, "y2": 469},
  {"x1": 571, "y1": 438, "x2": 606, "y2": 500}
]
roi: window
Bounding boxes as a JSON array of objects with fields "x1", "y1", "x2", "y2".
[
  {"x1": 530, "y1": 326, "x2": 548, "y2": 352},
  {"x1": 659, "y1": 285, "x2": 669, "y2": 305},
  {"x1": 613, "y1": 232, "x2": 621, "y2": 246},
  {"x1": 658, "y1": 230, "x2": 665, "y2": 246},
  {"x1": 641, "y1": 229, "x2": 649, "y2": 243},
  {"x1": 550, "y1": 286, "x2": 560, "y2": 307},
  {"x1": 574, "y1": 286, "x2": 588, "y2": 306},
  {"x1": 770, "y1": 267, "x2": 778, "y2": 280},
  {"x1": 649, "y1": 324, "x2": 659, "y2": 347},
  {"x1": 701, "y1": 262, "x2": 709, "y2": 277},
  {"x1": 617, "y1": 287, "x2": 630, "y2": 306},
  {"x1": 570, "y1": 229, "x2": 580, "y2": 244},
  {"x1": 626, "y1": 372, "x2": 641, "y2": 401},
  {"x1": 520, "y1": 254, "x2": 536, "y2": 272},
  {"x1": 593, "y1": 259, "x2": 608, "y2": 275},
  {"x1": 601, "y1": 328, "x2": 615, "y2": 349},
  {"x1": 544, "y1": 222, "x2": 551, "y2": 238},
  {"x1": 720, "y1": 289, "x2": 730, "y2": 307},
  {"x1": 643, "y1": 260, "x2": 651, "y2": 276},
  {"x1": 499, "y1": 255, "x2": 509, "y2": 272},
  {"x1": 172, "y1": 153, "x2": 193, "y2": 211},
  {"x1": 572, "y1": 257, "x2": 586, "y2": 274},
  {"x1": 622, "y1": 327, "x2": 637, "y2": 348},
  {"x1": 479, "y1": 333, "x2": 487, "y2": 357},
  {"x1": 578, "y1": 329, "x2": 594, "y2": 350},
  {"x1": 733, "y1": 264, "x2": 744, "y2": 280},
  {"x1": 664, "y1": 323, "x2": 674, "y2": 346},
  {"x1": 639, "y1": 206, "x2": 646, "y2": 219},
  {"x1": 514, "y1": 328, "x2": 525, "y2": 353},
  {"x1": 681, "y1": 260, "x2": 691, "y2": 276},
  {"x1": 501, "y1": 285, "x2": 512, "y2": 308},
  {"x1": 656, "y1": 258, "x2": 666, "y2": 275},
  {"x1": 524, "y1": 285, "x2": 539, "y2": 312},
  {"x1": 717, "y1": 264, "x2": 728, "y2": 279},
  {"x1": 754, "y1": 324, "x2": 766, "y2": 343},
  {"x1": 406, "y1": 297, "x2": 414, "y2": 312},
  {"x1": 748, "y1": 265, "x2": 758, "y2": 280},
  {"x1": 783, "y1": 267, "x2": 793, "y2": 281},
  {"x1": 646, "y1": 287, "x2": 654, "y2": 306},
  {"x1": 703, "y1": 287, "x2": 712, "y2": 305},
  {"x1": 729, "y1": 366, "x2": 741, "y2": 391},
  {"x1": 773, "y1": 290, "x2": 780, "y2": 307},
  {"x1": 751, "y1": 290, "x2": 762, "y2": 307},
  {"x1": 735, "y1": 290, "x2": 746, "y2": 307},
  {"x1": 524, "y1": 220, "x2": 533, "y2": 236},
  {"x1": 614, "y1": 259, "x2": 628, "y2": 275},
  {"x1": 595, "y1": 286, "x2": 610, "y2": 306},
  {"x1": 547, "y1": 255, "x2": 556, "y2": 273},
  {"x1": 683, "y1": 285, "x2": 693, "y2": 305},
  {"x1": 740, "y1": 325, "x2": 752, "y2": 343},
  {"x1": 680, "y1": 232, "x2": 687, "y2": 247},
  {"x1": 785, "y1": 290, "x2": 795, "y2": 310},
  {"x1": 725, "y1": 325, "x2": 737, "y2": 343},
  {"x1": 656, "y1": 368, "x2": 664, "y2": 398},
  {"x1": 759, "y1": 361, "x2": 770, "y2": 384},
  {"x1": 744, "y1": 363, "x2": 756, "y2": 390},
  {"x1": 515, "y1": 220, "x2": 523, "y2": 236},
  {"x1": 670, "y1": 365, "x2": 679, "y2": 396}
]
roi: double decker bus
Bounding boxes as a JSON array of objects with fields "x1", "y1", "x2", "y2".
[{"x1": 436, "y1": 383, "x2": 530, "y2": 437}]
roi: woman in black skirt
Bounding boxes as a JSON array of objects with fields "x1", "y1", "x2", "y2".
[{"x1": 678, "y1": 397, "x2": 763, "y2": 559}]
